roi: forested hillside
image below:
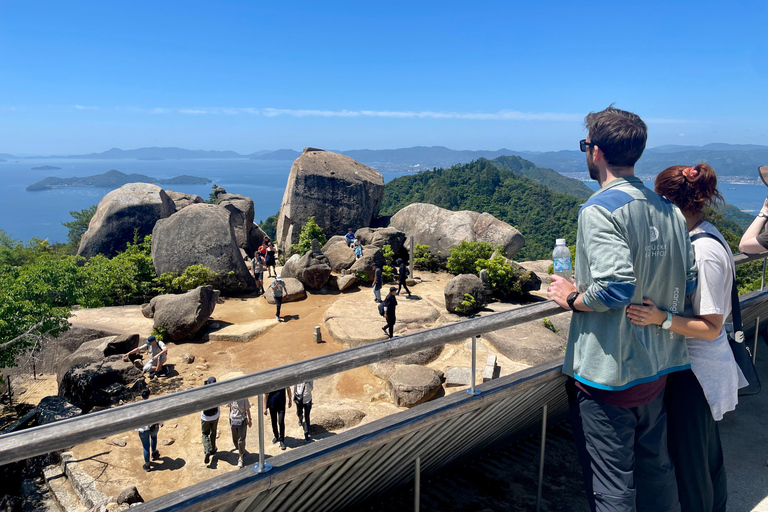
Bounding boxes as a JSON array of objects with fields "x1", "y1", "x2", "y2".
[
  {"x1": 380, "y1": 158, "x2": 581, "y2": 260},
  {"x1": 488, "y1": 155, "x2": 594, "y2": 199}
]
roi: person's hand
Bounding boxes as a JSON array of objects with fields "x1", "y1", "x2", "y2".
[
  {"x1": 546, "y1": 274, "x2": 577, "y2": 310},
  {"x1": 263, "y1": 408, "x2": 268, "y2": 416},
  {"x1": 122, "y1": 354, "x2": 129, "y2": 362},
  {"x1": 762, "y1": 195, "x2": 768, "y2": 214},
  {"x1": 247, "y1": 418, "x2": 252, "y2": 427},
  {"x1": 288, "y1": 400, "x2": 293, "y2": 409},
  {"x1": 626, "y1": 299, "x2": 665, "y2": 326}
]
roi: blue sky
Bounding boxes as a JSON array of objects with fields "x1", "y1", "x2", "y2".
[{"x1": 1, "y1": 0, "x2": 766, "y2": 155}]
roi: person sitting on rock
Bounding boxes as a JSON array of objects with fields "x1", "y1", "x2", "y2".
[
  {"x1": 354, "y1": 239, "x2": 363, "y2": 260},
  {"x1": 345, "y1": 228, "x2": 355, "y2": 247},
  {"x1": 123, "y1": 335, "x2": 168, "y2": 378}
]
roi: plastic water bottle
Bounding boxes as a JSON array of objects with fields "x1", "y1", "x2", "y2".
[{"x1": 552, "y1": 238, "x2": 572, "y2": 280}]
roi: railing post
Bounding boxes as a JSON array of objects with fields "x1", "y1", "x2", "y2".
[
  {"x1": 754, "y1": 316, "x2": 760, "y2": 365},
  {"x1": 536, "y1": 404, "x2": 548, "y2": 512},
  {"x1": 414, "y1": 456, "x2": 420, "y2": 512},
  {"x1": 762, "y1": 258, "x2": 766, "y2": 291},
  {"x1": 466, "y1": 336, "x2": 481, "y2": 396},
  {"x1": 253, "y1": 394, "x2": 273, "y2": 474}
]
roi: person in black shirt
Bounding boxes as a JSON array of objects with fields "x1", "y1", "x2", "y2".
[
  {"x1": 382, "y1": 286, "x2": 398, "y2": 339},
  {"x1": 372, "y1": 263, "x2": 383, "y2": 303},
  {"x1": 396, "y1": 259, "x2": 411, "y2": 297},
  {"x1": 264, "y1": 387, "x2": 292, "y2": 450}
]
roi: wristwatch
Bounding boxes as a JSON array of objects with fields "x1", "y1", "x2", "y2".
[
  {"x1": 661, "y1": 311, "x2": 673, "y2": 330},
  {"x1": 757, "y1": 212, "x2": 768, "y2": 219},
  {"x1": 566, "y1": 291, "x2": 580, "y2": 312}
]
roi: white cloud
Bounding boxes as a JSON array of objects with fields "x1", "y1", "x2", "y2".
[
  {"x1": 74, "y1": 105, "x2": 98, "y2": 110},
  {"x1": 261, "y1": 108, "x2": 583, "y2": 121}
]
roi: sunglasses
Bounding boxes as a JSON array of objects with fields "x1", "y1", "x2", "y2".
[{"x1": 580, "y1": 139, "x2": 596, "y2": 152}]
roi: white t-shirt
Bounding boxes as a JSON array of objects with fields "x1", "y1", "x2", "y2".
[
  {"x1": 294, "y1": 381, "x2": 314, "y2": 403},
  {"x1": 685, "y1": 222, "x2": 748, "y2": 420}
]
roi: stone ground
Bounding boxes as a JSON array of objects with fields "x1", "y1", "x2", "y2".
[{"x1": 5, "y1": 270, "x2": 554, "y2": 504}]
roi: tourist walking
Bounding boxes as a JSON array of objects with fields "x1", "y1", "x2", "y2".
[
  {"x1": 547, "y1": 106, "x2": 697, "y2": 512},
  {"x1": 135, "y1": 388, "x2": 161, "y2": 472},
  {"x1": 229, "y1": 398, "x2": 252, "y2": 468},
  {"x1": 265, "y1": 242, "x2": 277, "y2": 278},
  {"x1": 382, "y1": 286, "x2": 397, "y2": 339},
  {"x1": 252, "y1": 253, "x2": 265, "y2": 295},
  {"x1": 123, "y1": 335, "x2": 168, "y2": 378},
  {"x1": 372, "y1": 263, "x2": 383, "y2": 303},
  {"x1": 293, "y1": 381, "x2": 314, "y2": 442},
  {"x1": 627, "y1": 163, "x2": 747, "y2": 512},
  {"x1": 396, "y1": 259, "x2": 411, "y2": 297},
  {"x1": 264, "y1": 387, "x2": 292, "y2": 450},
  {"x1": 270, "y1": 275, "x2": 286, "y2": 321},
  {"x1": 200, "y1": 376, "x2": 219, "y2": 465}
]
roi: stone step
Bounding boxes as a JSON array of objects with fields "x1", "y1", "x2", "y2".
[
  {"x1": 43, "y1": 465, "x2": 87, "y2": 512},
  {"x1": 21, "y1": 476, "x2": 63, "y2": 512}
]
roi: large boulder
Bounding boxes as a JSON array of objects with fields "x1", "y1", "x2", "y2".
[
  {"x1": 294, "y1": 241, "x2": 332, "y2": 289},
  {"x1": 56, "y1": 334, "x2": 140, "y2": 386},
  {"x1": 151, "y1": 203, "x2": 256, "y2": 295},
  {"x1": 444, "y1": 274, "x2": 487, "y2": 314},
  {"x1": 310, "y1": 404, "x2": 366, "y2": 432},
  {"x1": 389, "y1": 204, "x2": 525, "y2": 262},
  {"x1": 78, "y1": 183, "x2": 175, "y2": 258},
  {"x1": 280, "y1": 254, "x2": 302, "y2": 279},
  {"x1": 355, "y1": 227, "x2": 407, "y2": 253},
  {"x1": 165, "y1": 190, "x2": 204, "y2": 212},
  {"x1": 145, "y1": 286, "x2": 220, "y2": 340},
  {"x1": 386, "y1": 365, "x2": 442, "y2": 408},
  {"x1": 321, "y1": 238, "x2": 357, "y2": 272},
  {"x1": 216, "y1": 193, "x2": 260, "y2": 255},
  {"x1": 275, "y1": 148, "x2": 384, "y2": 250},
  {"x1": 58, "y1": 355, "x2": 144, "y2": 412},
  {"x1": 337, "y1": 274, "x2": 357, "y2": 292},
  {"x1": 484, "y1": 314, "x2": 570, "y2": 366},
  {"x1": 349, "y1": 246, "x2": 385, "y2": 278},
  {"x1": 368, "y1": 345, "x2": 443, "y2": 380},
  {"x1": 263, "y1": 278, "x2": 306, "y2": 304},
  {"x1": 36, "y1": 396, "x2": 82, "y2": 426}
]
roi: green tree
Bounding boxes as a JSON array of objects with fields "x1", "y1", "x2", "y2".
[
  {"x1": 258, "y1": 213, "x2": 279, "y2": 240},
  {"x1": 291, "y1": 216, "x2": 327, "y2": 255},
  {"x1": 206, "y1": 184, "x2": 219, "y2": 204},
  {"x1": 476, "y1": 254, "x2": 531, "y2": 299},
  {"x1": 62, "y1": 205, "x2": 97, "y2": 249}
]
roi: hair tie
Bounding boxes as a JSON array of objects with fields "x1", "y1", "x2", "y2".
[{"x1": 682, "y1": 166, "x2": 698, "y2": 180}]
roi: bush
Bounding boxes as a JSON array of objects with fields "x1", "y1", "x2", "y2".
[
  {"x1": 446, "y1": 241, "x2": 497, "y2": 275},
  {"x1": 382, "y1": 265, "x2": 394, "y2": 282},
  {"x1": 455, "y1": 293, "x2": 478, "y2": 315},
  {"x1": 292, "y1": 216, "x2": 327, "y2": 256},
  {"x1": 476, "y1": 255, "x2": 528, "y2": 299},
  {"x1": 382, "y1": 244, "x2": 396, "y2": 268},
  {"x1": 542, "y1": 317, "x2": 559, "y2": 333},
  {"x1": 157, "y1": 265, "x2": 216, "y2": 294},
  {"x1": 413, "y1": 244, "x2": 440, "y2": 271}
]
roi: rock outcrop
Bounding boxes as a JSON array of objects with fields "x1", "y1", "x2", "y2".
[
  {"x1": 337, "y1": 274, "x2": 357, "y2": 292},
  {"x1": 165, "y1": 190, "x2": 204, "y2": 211},
  {"x1": 354, "y1": 227, "x2": 407, "y2": 253},
  {"x1": 311, "y1": 404, "x2": 366, "y2": 432},
  {"x1": 321, "y1": 237, "x2": 357, "y2": 272},
  {"x1": 78, "y1": 183, "x2": 175, "y2": 258},
  {"x1": 444, "y1": 274, "x2": 487, "y2": 314},
  {"x1": 389, "y1": 204, "x2": 525, "y2": 261},
  {"x1": 56, "y1": 334, "x2": 140, "y2": 386},
  {"x1": 349, "y1": 246, "x2": 385, "y2": 278},
  {"x1": 293, "y1": 241, "x2": 332, "y2": 289},
  {"x1": 36, "y1": 396, "x2": 82, "y2": 425},
  {"x1": 367, "y1": 345, "x2": 443, "y2": 380},
  {"x1": 386, "y1": 365, "x2": 442, "y2": 408},
  {"x1": 144, "y1": 286, "x2": 220, "y2": 340},
  {"x1": 151, "y1": 203, "x2": 256, "y2": 294},
  {"x1": 276, "y1": 148, "x2": 384, "y2": 250},
  {"x1": 58, "y1": 356, "x2": 144, "y2": 412},
  {"x1": 263, "y1": 278, "x2": 306, "y2": 304},
  {"x1": 216, "y1": 192, "x2": 264, "y2": 256}
]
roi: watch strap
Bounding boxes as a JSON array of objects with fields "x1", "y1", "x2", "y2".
[{"x1": 661, "y1": 311, "x2": 673, "y2": 329}]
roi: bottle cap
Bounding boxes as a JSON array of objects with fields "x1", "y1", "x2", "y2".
[{"x1": 556, "y1": 239, "x2": 566, "y2": 245}]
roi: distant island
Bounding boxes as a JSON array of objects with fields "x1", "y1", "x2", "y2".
[
  {"x1": 31, "y1": 165, "x2": 61, "y2": 170},
  {"x1": 26, "y1": 169, "x2": 211, "y2": 191}
]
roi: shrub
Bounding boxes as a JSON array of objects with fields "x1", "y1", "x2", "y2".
[
  {"x1": 455, "y1": 293, "x2": 478, "y2": 315},
  {"x1": 382, "y1": 265, "x2": 394, "y2": 282},
  {"x1": 382, "y1": 244, "x2": 396, "y2": 268},
  {"x1": 413, "y1": 244, "x2": 439, "y2": 271},
  {"x1": 446, "y1": 241, "x2": 497, "y2": 275},
  {"x1": 291, "y1": 216, "x2": 327, "y2": 256},
  {"x1": 542, "y1": 317, "x2": 559, "y2": 333},
  {"x1": 476, "y1": 255, "x2": 527, "y2": 299},
  {"x1": 157, "y1": 265, "x2": 216, "y2": 294}
]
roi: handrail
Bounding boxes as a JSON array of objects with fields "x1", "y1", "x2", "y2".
[{"x1": 0, "y1": 299, "x2": 564, "y2": 466}]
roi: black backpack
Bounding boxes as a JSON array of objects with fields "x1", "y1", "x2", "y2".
[{"x1": 378, "y1": 301, "x2": 385, "y2": 317}]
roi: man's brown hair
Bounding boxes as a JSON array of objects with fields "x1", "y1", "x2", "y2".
[{"x1": 584, "y1": 105, "x2": 647, "y2": 167}]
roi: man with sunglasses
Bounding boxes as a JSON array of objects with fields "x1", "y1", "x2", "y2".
[{"x1": 548, "y1": 106, "x2": 697, "y2": 512}]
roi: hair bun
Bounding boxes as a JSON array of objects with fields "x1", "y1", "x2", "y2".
[{"x1": 682, "y1": 166, "x2": 698, "y2": 180}]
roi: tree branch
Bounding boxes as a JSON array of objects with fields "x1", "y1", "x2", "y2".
[{"x1": 0, "y1": 321, "x2": 45, "y2": 352}]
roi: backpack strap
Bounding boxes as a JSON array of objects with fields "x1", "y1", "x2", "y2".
[{"x1": 689, "y1": 232, "x2": 743, "y2": 340}]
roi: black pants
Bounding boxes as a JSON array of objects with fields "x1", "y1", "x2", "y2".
[
  {"x1": 384, "y1": 315, "x2": 396, "y2": 338},
  {"x1": 296, "y1": 399, "x2": 312, "y2": 435},
  {"x1": 397, "y1": 280, "x2": 411, "y2": 295},
  {"x1": 567, "y1": 379, "x2": 680, "y2": 512},
  {"x1": 269, "y1": 407, "x2": 285, "y2": 441},
  {"x1": 665, "y1": 369, "x2": 727, "y2": 512},
  {"x1": 275, "y1": 296, "x2": 282, "y2": 317}
]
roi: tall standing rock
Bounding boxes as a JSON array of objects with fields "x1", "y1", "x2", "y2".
[
  {"x1": 216, "y1": 192, "x2": 264, "y2": 256},
  {"x1": 78, "y1": 183, "x2": 175, "y2": 258},
  {"x1": 152, "y1": 203, "x2": 256, "y2": 294},
  {"x1": 276, "y1": 148, "x2": 384, "y2": 251}
]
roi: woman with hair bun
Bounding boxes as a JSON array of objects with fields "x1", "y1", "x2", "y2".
[{"x1": 626, "y1": 163, "x2": 747, "y2": 512}]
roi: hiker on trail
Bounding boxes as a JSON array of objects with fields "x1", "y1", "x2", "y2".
[
  {"x1": 293, "y1": 381, "x2": 314, "y2": 442},
  {"x1": 345, "y1": 228, "x2": 355, "y2": 247},
  {"x1": 123, "y1": 335, "x2": 168, "y2": 378},
  {"x1": 627, "y1": 163, "x2": 747, "y2": 511},
  {"x1": 135, "y1": 388, "x2": 162, "y2": 472},
  {"x1": 396, "y1": 259, "x2": 411, "y2": 297},
  {"x1": 271, "y1": 275, "x2": 286, "y2": 321},
  {"x1": 201, "y1": 376, "x2": 220, "y2": 466},
  {"x1": 252, "y1": 252, "x2": 265, "y2": 295},
  {"x1": 264, "y1": 387, "x2": 292, "y2": 450},
  {"x1": 265, "y1": 242, "x2": 277, "y2": 278},
  {"x1": 382, "y1": 286, "x2": 397, "y2": 339},
  {"x1": 547, "y1": 106, "x2": 697, "y2": 512},
  {"x1": 229, "y1": 398, "x2": 252, "y2": 468},
  {"x1": 372, "y1": 263, "x2": 383, "y2": 303}
]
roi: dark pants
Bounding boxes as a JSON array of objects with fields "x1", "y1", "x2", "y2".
[
  {"x1": 230, "y1": 422, "x2": 247, "y2": 457},
  {"x1": 296, "y1": 399, "x2": 312, "y2": 435},
  {"x1": 665, "y1": 369, "x2": 727, "y2": 512},
  {"x1": 201, "y1": 418, "x2": 218, "y2": 456},
  {"x1": 384, "y1": 315, "x2": 395, "y2": 338},
  {"x1": 269, "y1": 407, "x2": 286, "y2": 441},
  {"x1": 138, "y1": 426, "x2": 158, "y2": 464},
  {"x1": 275, "y1": 296, "x2": 282, "y2": 317},
  {"x1": 567, "y1": 379, "x2": 680, "y2": 512},
  {"x1": 397, "y1": 280, "x2": 411, "y2": 295}
]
